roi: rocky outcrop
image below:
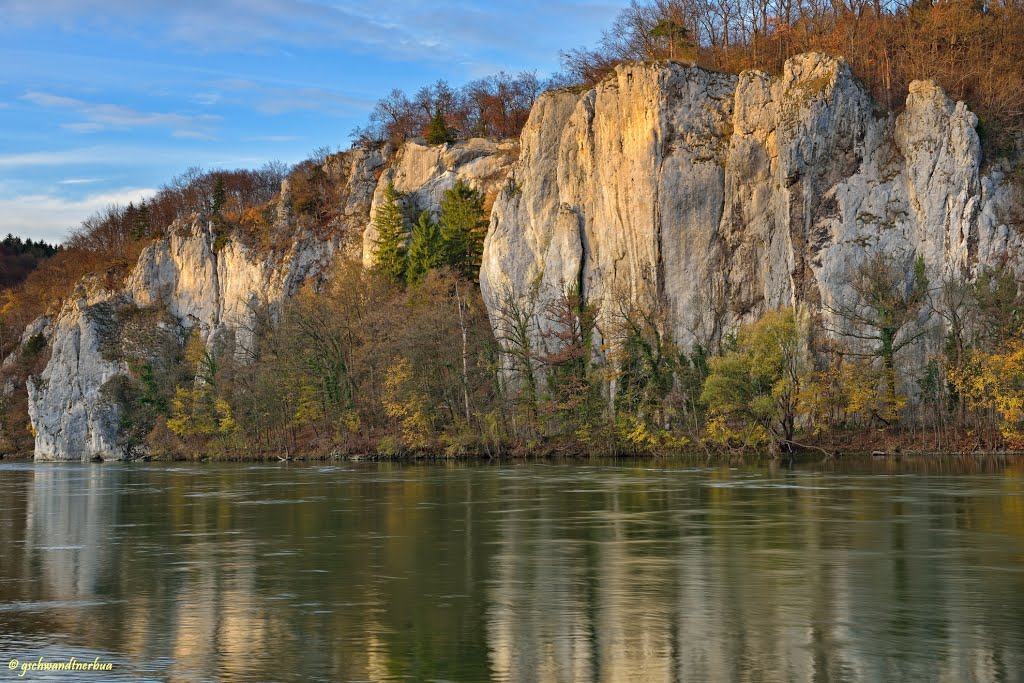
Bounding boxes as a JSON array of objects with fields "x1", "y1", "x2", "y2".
[
  {"x1": 127, "y1": 218, "x2": 339, "y2": 351},
  {"x1": 481, "y1": 53, "x2": 1022, "y2": 357},
  {"x1": 26, "y1": 137, "x2": 516, "y2": 460},
  {"x1": 21, "y1": 54, "x2": 1021, "y2": 460},
  {"x1": 362, "y1": 138, "x2": 518, "y2": 266},
  {"x1": 26, "y1": 290, "x2": 128, "y2": 461}
]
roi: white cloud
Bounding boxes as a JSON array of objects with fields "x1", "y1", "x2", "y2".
[
  {"x1": 58, "y1": 178, "x2": 103, "y2": 185},
  {"x1": 22, "y1": 90, "x2": 220, "y2": 136},
  {"x1": 0, "y1": 148, "x2": 112, "y2": 168},
  {"x1": 218, "y1": 79, "x2": 372, "y2": 116},
  {"x1": 0, "y1": 187, "x2": 156, "y2": 243}
]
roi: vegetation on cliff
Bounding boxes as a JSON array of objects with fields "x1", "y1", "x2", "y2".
[
  {"x1": 562, "y1": 0, "x2": 1024, "y2": 151},
  {"x1": 3, "y1": 0, "x2": 1024, "y2": 459}
]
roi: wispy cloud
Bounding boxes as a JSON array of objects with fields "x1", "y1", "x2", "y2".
[
  {"x1": 22, "y1": 90, "x2": 220, "y2": 136},
  {"x1": 218, "y1": 79, "x2": 373, "y2": 116},
  {"x1": 62, "y1": 122, "x2": 105, "y2": 133},
  {"x1": 0, "y1": 186, "x2": 157, "y2": 242},
  {"x1": 0, "y1": 148, "x2": 111, "y2": 168},
  {"x1": 58, "y1": 178, "x2": 103, "y2": 185},
  {"x1": 4, "y1": 0, "x2": 455, "y2": 60},
  {"x1": 245, "y1": 135, "x2": 300, "y2": 143},
  {"x1": 172, "y1": 130, "x2": 215, "y2": 140}
]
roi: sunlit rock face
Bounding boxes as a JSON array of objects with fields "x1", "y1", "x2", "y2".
[{"x1": 480, "y1": 52, "x2": 1021, "y2": 354}]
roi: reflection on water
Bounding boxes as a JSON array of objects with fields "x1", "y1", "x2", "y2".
[{"x1": 1, "y1": 459, "x2": 1023, "y2": 682}]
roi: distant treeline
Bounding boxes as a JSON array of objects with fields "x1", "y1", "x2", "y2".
[{"x1": 0, "y1": 235, "x2": 59, "y2": 289}]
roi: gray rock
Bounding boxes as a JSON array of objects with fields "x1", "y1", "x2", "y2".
[{"x1": 481, "y1": 54, "x2": 1019, "y2": 369}]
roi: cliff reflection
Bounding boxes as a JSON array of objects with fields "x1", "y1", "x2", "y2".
[{"x1": 2, "y1": 461, "x2": 1022, "y2": 682}]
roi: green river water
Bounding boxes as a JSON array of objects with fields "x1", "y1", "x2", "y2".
[{"x1": 1, "y1": 458, "x2": 1022, "y2": 682}]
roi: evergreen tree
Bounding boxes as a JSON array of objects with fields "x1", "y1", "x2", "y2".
[
  {"x1": 211, "y1": 175, "x2": 227, "y2": 216},
  {"x1": 439, "y1": 179, "x2": 486, "y2": 281},
  {"x1": 406, "y1": 211, "x2": 445, "y2": 285},
  {"x1": 425, "y1": 109, "x2": 455, "y2": 145},
  {"x1": 373, "y1": 183, "x2": 409, "y2": 282}
]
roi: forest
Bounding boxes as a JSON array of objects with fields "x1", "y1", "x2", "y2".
[{"x1": 2, "y1": 0, "x2": 1024, "y2": 459}]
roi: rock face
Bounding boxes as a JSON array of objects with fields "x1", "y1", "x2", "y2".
[
  {"x1": 27, "y1": 291, "x2": 128, "y2": 461},
  {"x1": 480, "y1": 53, "x2": 1021, "y2": 357},
  {"x1": 25, "y1": 138, "x2": 516, "y2": 461},
  {"x1": 21, "y1": 54, "x2": 1023, "y2": 460},
  {"x1": 126, "y1": 219, "x2": 340, "y2": 351}
]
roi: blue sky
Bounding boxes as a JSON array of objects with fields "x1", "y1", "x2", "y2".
[{"x1": 0, "y1": 1, "x2": 625, "y2": 243}]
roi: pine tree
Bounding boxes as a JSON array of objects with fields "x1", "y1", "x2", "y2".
[
  {"x1": 211, "y1": 175, "x2": 227, "y2": 216},
  {"x1": 425, "y1": 109, "x2": 455, "y2": 145},
  {"x1": 406, "y1": 211, "x2": 445, "y2": 285},
  {"x1": 373, "y1": 183, "x2": 409, "y2": 282},
  {"x1": 439, "y1": 179, "x2": 486, "y2": 281}
]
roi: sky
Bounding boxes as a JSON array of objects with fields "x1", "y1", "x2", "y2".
[{"x1": 0, "y1": 0, "x2": 625, "y2": 243}]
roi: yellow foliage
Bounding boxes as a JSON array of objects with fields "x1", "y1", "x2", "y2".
[
  {"x1": 948, "y1": 341, "x2": 1024, "y2": 442},
  {"x1": 704, "y1": 414, "x2": 770, "y2": 449},
  {"x1": 383, "y1": 357, "x2": 432, "y2": 450},
  {"x1": 291, "y1": 384, "x2": 323, "y2": 428},
  {"x1": 168, "y1": 385, "x2": 239, "y2": 440},
  {"x1": 183, "y1": 329, "x2": 207, "y2": 369},
  {"x1": 615, "y1": 415, "x2": 690, "y2": 451}
]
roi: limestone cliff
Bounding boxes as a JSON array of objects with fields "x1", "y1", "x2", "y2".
[
  {"x1": 16, "y1": 53, "x2": 1023, "y2": 460},
  {"x1": 24, "y1": 138, "x2": 515, "y2": 460},
  {"x1": 26, "y1": 288, "x2": 129, "y2": 461},
  {"x1": 480, "y1": 53, "x2": 1021, "y2": 358}
]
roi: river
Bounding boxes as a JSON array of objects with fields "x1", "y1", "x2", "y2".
[{"x1": 1, "y1": 459, "x2": 1022, "y2": 681}]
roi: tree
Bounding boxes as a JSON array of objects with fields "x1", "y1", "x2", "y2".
[
  {"x1": 648, "y1": 17, "x2": 691, "y2": 59},
  {"x1": 439, "y1": 179, "x2": 487, "y2": 281},
  {"x1": 972, "y1": 263, "x2": 1024, "y2": 352},
  {"x1": 166, "y1": 329, "x2": 240, "y2": 452},
  {"x1": 823, "y1": 251, "x2": 930, "y2": 423},
  {"x1": 493, "y1": 284, "x2": 541, "y2": 436},
  {"x1": 211, "y1": 175, "x2": 227, "y2": 216},
  {"x1": 425, "y1": 110, "x2": 456, "y2": 145},
  {"x1": 947, "y1": 341, "x2": 1024, "y2": 448},
  {"x1": 406, "y1": 211, "x2": 445, "y2": 285},
  {"x1": 535, "y1": 283, "x2": 605, "y2": 443},
  {"x1": 701, "y1": 307, "x2": 805, "y2": 449},
  {"x1": 373, "y1": 183, "x2": 409, "y2": 283}
]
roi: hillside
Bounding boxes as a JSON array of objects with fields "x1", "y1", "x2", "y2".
[{"x1": 2, "y1": 51, "x2": 1023, "y2": 460}]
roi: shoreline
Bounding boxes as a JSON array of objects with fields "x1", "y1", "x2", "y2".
[{"x1": 5, "y1": 448, "x2": 1024, "y2": 464}]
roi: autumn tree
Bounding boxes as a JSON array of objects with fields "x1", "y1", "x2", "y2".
[
  {"x1": 604, "y1": 277, "x2": 705, "y2": 448},
  {"x1": 535, "y1": 283, "x2": 605, "y2": 444},
  {"x1": 493, "y1": 284, "x2": 541, "y2": 437},
  {"x1": 701, "y1": 307, "x2": 806, "y2": 449},
  {"x1": 166, "y1": 329, "x2": 241, "y2": 453},
  {"x1": 823, "y1": 251, "x2": 930, "y2": 424}
]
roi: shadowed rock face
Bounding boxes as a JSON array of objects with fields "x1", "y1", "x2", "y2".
[{"x1": 480, "y1": 53, "x2": 1020, "y2": 356}]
